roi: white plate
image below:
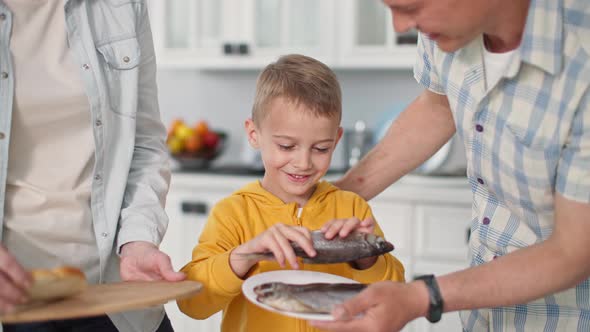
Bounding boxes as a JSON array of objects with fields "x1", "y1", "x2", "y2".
[{"x1": 242, "y1": 270, "x2": 358, "y2": 321}]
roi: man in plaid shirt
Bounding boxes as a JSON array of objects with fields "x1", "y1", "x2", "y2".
[{"x1": 313, "y1": 0, "x2": 590, "y2": 331}]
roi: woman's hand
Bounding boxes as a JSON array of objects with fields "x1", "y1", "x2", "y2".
[
  {"x1": 321, "y1": 217, "x2": 377, "y2": 269},
  {"x1": 119, "y1": 241, "x2": 186, "y2": 282},
  {"x1": 229, "y1": 223, "x2": 316, "y2": 278}
]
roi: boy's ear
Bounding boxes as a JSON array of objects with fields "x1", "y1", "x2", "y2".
[
  {"x1": 245, "y1": 118, "x2": 260, "y2": 148},
  {"x1": 335, "y1": 126, "x2": 344, "y2": 145}
]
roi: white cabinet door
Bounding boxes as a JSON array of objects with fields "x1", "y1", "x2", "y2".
[
  {"x1": 414, "y1": 205, "x2": 472, "y2": 262},
  {"x1": 336, "y1": 0, "x2": 417, "y2": 68},
  {"x1": 160, "y1": 187, "x2": 227, "y2": 332},
  {"x1": 245, "y1": 0, "x2": 335, "y2": 65},
  {"x1": 151, "y1": 0, "x2": 335, "y2": 69},
  {"x1": 369, "y1": 199, "x2": 413, "y2": 260},
  {"x1": 150, "y1": 0, "x2": 233, "y2": 68}
]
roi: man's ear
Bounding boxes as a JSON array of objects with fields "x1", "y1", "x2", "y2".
[{"x1": 245, "y1": 118, "x2": 260, "y2": 148}]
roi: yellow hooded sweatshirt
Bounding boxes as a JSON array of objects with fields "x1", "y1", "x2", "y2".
[{"x1": 178, "y1": 180, "x2": 405, "y2": 332}]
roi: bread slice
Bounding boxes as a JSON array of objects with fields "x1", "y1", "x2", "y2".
[{"x1": 27, "y1": 266, "x2": 87, "y2": 302}]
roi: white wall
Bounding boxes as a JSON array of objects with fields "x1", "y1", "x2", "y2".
[{"x1": 156, "y1": 69, "x2": 423, "y2": 164}]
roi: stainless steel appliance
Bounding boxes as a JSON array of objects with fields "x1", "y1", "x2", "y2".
[
  {"x1": 374, "y1": 104, "x2": 467, "y2": 176},
  {"x1": 343, "y1": 120, "x2": 373, "y2": 169}
]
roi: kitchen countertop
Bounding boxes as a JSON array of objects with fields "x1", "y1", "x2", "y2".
[{"x1": 170, "y1": 168, "x2": 472, "y2": 204}]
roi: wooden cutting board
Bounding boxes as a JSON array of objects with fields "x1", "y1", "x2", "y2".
[{"x1": 0, "y1": 280, "x2": 202, "y2": 323}]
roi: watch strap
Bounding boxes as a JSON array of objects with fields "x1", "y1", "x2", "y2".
[{"x1": 414, "y1": 274, "x2": 443, "y2": 323}]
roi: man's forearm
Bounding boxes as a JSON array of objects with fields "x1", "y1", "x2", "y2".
[
  {"x1": 335, "y1": 90, "x2": 456, "y2": 200},
  {"x1": 439, "y1": 194, "x2": 590, "y2": 312},
  {"x1": 439, "y1": 238, "x2": 589, "y2": 313}
]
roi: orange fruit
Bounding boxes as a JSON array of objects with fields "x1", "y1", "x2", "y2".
[
  {"x1": 185, "y1": 134, "x2": 203, "y2": 153},
  {"x1": 194, "y1": 121, "x2": 209, "y2": 137}
]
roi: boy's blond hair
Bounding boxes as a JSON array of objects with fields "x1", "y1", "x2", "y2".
[{"x1": 252, "y1": 54, "x2": 342, "y2": 125}]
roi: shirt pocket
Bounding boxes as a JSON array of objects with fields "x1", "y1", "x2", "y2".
[{"x1": 96, "y1": 37, "x2": 141, "y2": 117}]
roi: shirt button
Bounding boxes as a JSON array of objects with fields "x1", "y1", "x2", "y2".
[
  {"x1": 101, "y1": 232, "x2": 108, "y2": 238},
  {"x1": 482, "y1": 217, "x2": 491, "y2": 225},
  {"x1": 475, "y1": 124, "x2": 484, "y2": 132},
  {"x1": 1, "y1": 72, "x2": 8, "y2": 79},
  {"x1": 95, "y1": 119, "x2": 102, "y2": 127},
  {"x1": 0, "y1": 133, "x2": 4, "y2": 139},
  {"x1": 94, "y1": 174, "x2": 102, "y2": 181},
  {"x1": 477, "y1": 178, "x2": 484, "y2": 185},
  {"x1": 82, "y1": 63, "x2": 90, "y2": 70},
  {"x1": 123, "y1": 56, "x2": 130, "y2": 63},
  {"x1": 0, "y1": 13, "x2": 6, "y2": 21}
]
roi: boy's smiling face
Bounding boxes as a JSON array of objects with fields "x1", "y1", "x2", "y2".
[{"x1": 246, "y1": 97, "x2": 342, "y2": 206}]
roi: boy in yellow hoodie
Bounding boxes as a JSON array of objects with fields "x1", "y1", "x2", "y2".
[{"x1": 178, "y1": 54, "x2": 405, "y2": 332}]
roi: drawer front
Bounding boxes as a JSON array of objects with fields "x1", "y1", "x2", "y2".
[
  {"x1": 370, "y1": 201, "x2": 413, "y2": 257},
  {"x1": 415, "y1": 204, "x2": 472, "y2": 262}
]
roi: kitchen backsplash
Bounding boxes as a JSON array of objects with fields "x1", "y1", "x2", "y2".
[{"x1": 156, "y1": 68, "x2": 422, "y2": 165}]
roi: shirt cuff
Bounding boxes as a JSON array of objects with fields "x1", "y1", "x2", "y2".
[
  {"x1": 350, "y1": 255, "x2": 389, "y2": 283},
  {"x1": 210, "y1": 251, "x2": 245, "y2": 296},
  {"x1": 116, "y1": 224, "x2": 160, "y2": 255}
]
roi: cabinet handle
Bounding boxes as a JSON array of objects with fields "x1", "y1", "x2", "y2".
[
  {"x1": 396, "y1": 29, "x2": 418, "y2": 45},
  {"x1": 181, "y1": 201, "x2": 208, "y2": 215},
  {"x1": 223, "y1": 43, "x2": 232, "y2": 55},
  {"x1": 222, "y1": 43, "x2": 249, "y2": 55},
  {"x1": 238, "y1": 43, "x2": 249, "y2": 55}
]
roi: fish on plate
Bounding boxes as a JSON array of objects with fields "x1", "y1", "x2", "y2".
[
  {"x1": 237, "y1": 230, "x2": 395, "y2": 264},
  {"x1": 254, "y1": 282, "x2": 367, "y2": 314}
]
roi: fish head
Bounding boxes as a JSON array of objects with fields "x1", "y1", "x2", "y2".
[
  {"x1": 365, "y1": 233, "x2": 395, "y2": 254},
  {"x1": 253, "y1": 282, "x2": 285, "y2": 296}
]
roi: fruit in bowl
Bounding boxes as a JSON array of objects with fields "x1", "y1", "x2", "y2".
[{"x1": 166, "y1": 119, "x2": 227, "y2": 169}]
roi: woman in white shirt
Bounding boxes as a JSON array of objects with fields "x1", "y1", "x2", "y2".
[{"x1": 0, "y1": 1, "x2": 183, "y2": 331}]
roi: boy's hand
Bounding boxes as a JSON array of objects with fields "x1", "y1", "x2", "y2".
[
  {"x1": 321, "y1": 217, "x2": 377, "y2": 270},
  {"x1": 229, "y1": 223, "x2": 316, "y2": 278}
]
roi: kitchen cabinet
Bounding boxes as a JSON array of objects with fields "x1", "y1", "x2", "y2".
[
  {"x1": 148, "y1": 0, "x2": 335, "y2": 69},
  {"x1": 368, "y1": 176, "x2": 472, "y2": 332},
  {"x1": 159, "y1": 173, "x2": 472, "y2": 332},
  {"x1": 147, "y1": 0, "x2": 417, "y2": 69},
  {"x1": 336, "y1": 0, "x2": 418, "y2": 68},
  {"x1": 159, "y1": 178, "x2": 235, "y2": 332}
]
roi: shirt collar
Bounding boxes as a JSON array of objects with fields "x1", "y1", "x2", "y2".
[{"x1": 518, "y1": 0, "x2": 564, "y2": 75}]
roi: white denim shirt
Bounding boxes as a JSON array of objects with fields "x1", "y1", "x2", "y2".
[{"x1": 0, "y1": 1, "x2": 171, "y2": 331}]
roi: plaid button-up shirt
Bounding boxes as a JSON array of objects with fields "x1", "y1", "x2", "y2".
[{"x1": 414, "y1": 0, "x2": 590, "y2": 330}]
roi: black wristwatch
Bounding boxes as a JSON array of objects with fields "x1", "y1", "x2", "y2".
[{"x1": 414, "y1": 274, "x2": 444, "y2": 323}]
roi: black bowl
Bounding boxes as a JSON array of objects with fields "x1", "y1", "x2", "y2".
[{"x1": 171, "y1": 131, "x2": 227, "y2": 170}]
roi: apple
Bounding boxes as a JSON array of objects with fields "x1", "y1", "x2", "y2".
[{"x1": 202, "y1": 131, "x2": 219, "y2": 149}]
